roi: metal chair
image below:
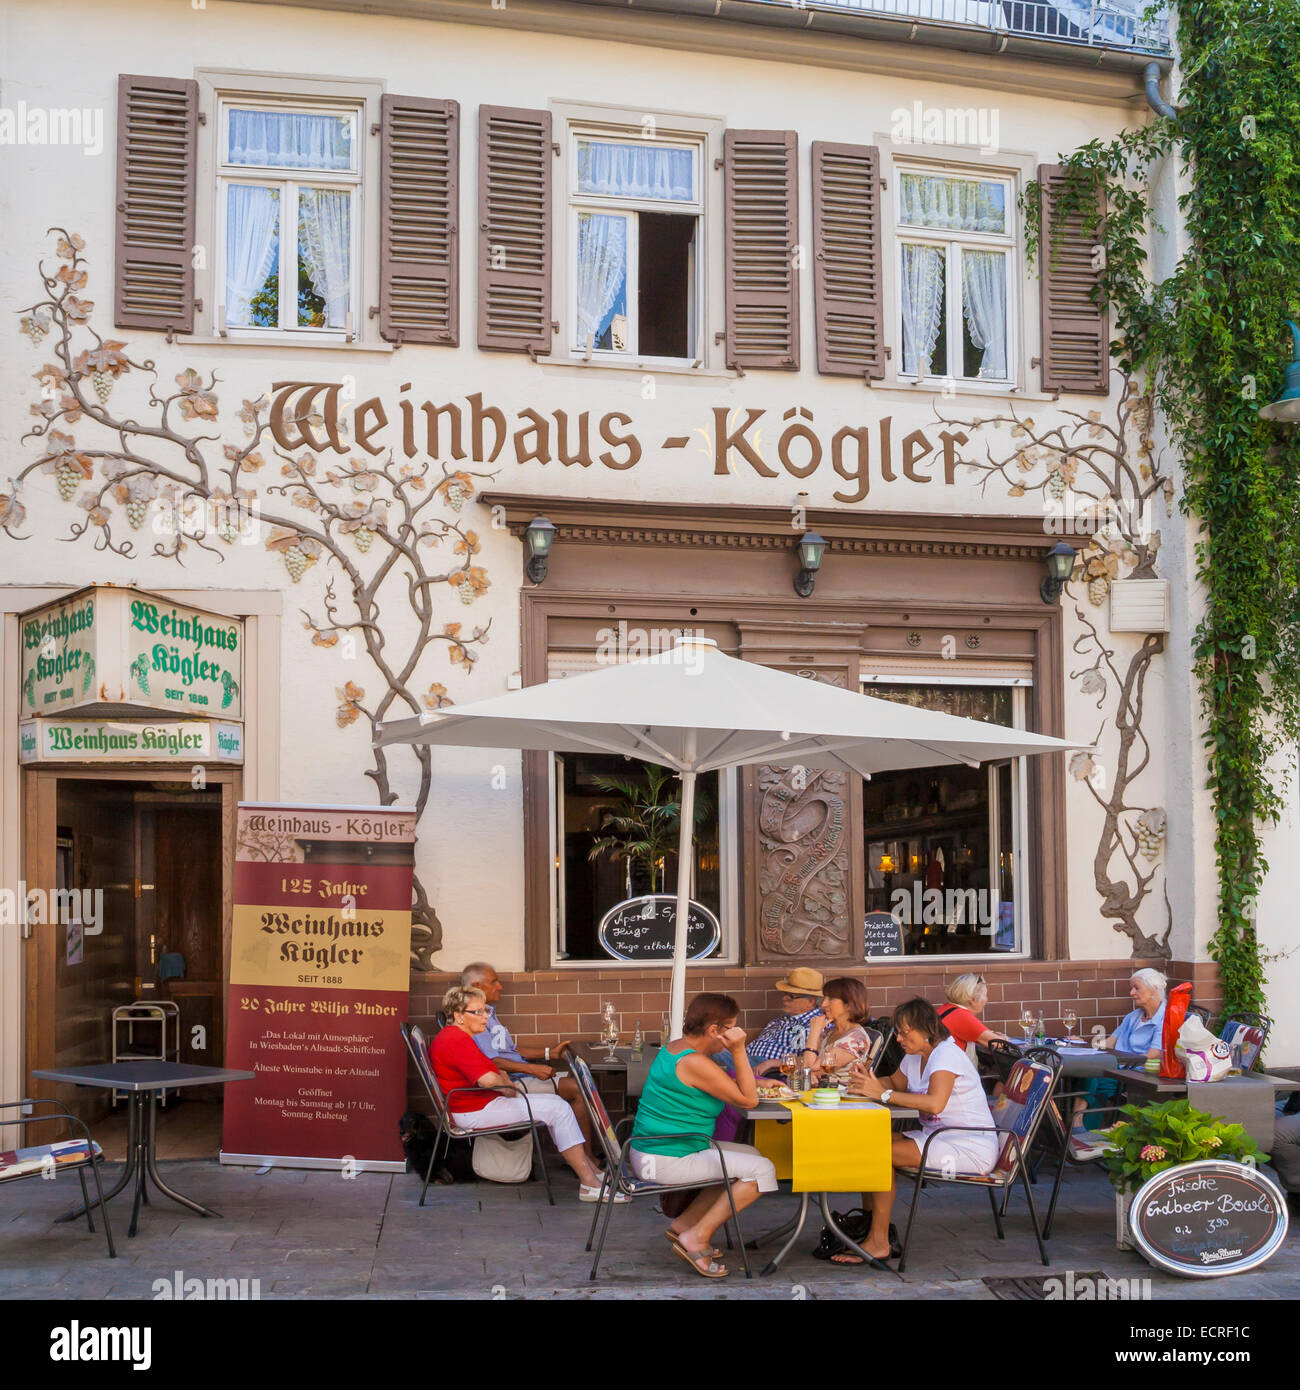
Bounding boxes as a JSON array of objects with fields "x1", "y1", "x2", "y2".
[
  {"x1": 401, "y1": 1023, "x2": 554, "y2": 1206},
  {"x1": 894, "y1": 1048, "x2": 1062, "y2": 1272},
  {"x1": 560, "y1": 1045, "x2": 753, "y2": 1282},
  {"x1": 1219, "y1": 1012, "x2": 1272, "y2": 1072},
  {"x1": 0, "y1": 1100, "x2": 115, "y2": 1257}
]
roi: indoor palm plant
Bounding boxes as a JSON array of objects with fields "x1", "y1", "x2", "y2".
[{"x1": 587, "y1": 765, "x2": 714, "y2": 896}]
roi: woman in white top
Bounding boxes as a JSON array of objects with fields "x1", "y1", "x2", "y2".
[{"x1": 840, "y1": 997, "x2": 999, "y2": 1264}]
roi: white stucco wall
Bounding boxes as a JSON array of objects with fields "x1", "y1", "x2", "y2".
[{"x1": 0, "y1": 0, "x2": 1217, "y2": 1035}]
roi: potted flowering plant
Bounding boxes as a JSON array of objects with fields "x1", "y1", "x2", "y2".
[{"x1": 1100, "y1": 1099, "x2": 1266, "y2": 1248}]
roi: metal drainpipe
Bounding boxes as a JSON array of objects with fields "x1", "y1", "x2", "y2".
[{"x1": 1144, "y1": 61, "x2": 1178, "y2": 118}]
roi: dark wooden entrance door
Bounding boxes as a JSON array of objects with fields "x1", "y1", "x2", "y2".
[{"x1": 22, "y1": 770, "x2": 236, "y2": 1126}]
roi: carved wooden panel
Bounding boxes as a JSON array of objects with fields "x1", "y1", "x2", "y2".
[{"x1": 756, "y1": 765, "x2": 851, "y2": 958}]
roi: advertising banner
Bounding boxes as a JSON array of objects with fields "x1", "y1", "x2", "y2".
[{"x1": 222, "y1": 803, "x2": 415, "y2": 1170}]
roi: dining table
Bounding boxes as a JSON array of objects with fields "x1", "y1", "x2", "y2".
[
  {"x1": 746, "y1": 1093, "x2": 920, "y2": 1276},
  {"x1": 33, "y1": 1061, "x2": 254, "y2": 1237}
]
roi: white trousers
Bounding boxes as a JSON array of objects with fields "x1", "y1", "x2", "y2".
[
  {"x1": 455, "y1": 1094, "x2": 584, "y2": 1154},
  {"x1": 630, "y1": 1141, "x2": 779, "y2": 1193}
]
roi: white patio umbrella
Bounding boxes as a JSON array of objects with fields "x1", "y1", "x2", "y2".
[{"x1": 375, "y1": 635, "x2": 1082, "y2": 1033}]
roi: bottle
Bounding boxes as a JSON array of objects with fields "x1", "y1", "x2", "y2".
[
  {"x1": 631, "y1": 1021, "x2": 644, "y2": 1059},
  {"x1": 1034, "y1": 1012, "x2": 1046, "y2": 1044}
]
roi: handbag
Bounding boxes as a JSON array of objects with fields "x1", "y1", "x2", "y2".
[
  {"x1": 811, "y1": 1206, "x2": 902, "y2": 1261},
  {"x1": 471, "y1": 1131, "x2": 534, "y2": 1183}
]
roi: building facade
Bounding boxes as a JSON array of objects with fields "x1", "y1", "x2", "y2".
[{"x1": 3, "y1": 0, "x2": 1293, "y2": 1135}]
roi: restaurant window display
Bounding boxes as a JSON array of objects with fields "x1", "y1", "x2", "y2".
[
  {"x1": 863, "y1": 682, "x2": 1028, "y2": 957},
  {"x1": 552, "y1": 753, "x2": 732, "y2": 962}
]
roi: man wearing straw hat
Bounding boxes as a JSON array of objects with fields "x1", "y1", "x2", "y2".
[{"x1": 746, "y1": 967, "x2": 826, "y2": 1077}]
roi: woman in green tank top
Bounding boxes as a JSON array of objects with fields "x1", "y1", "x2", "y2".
[{"x1": 629, "y1": 992, "x2": 775, "y2": 1278}]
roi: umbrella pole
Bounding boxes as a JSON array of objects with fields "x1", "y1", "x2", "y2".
[{"x1": 669, "y1": 765, "x2": 696, "y2": 1037}]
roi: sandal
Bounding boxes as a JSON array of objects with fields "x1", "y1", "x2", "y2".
[
  {"x1": 664, "y1": 1229, "x2": 721, "y2": 1258},
  {"x1": 671, "y1": 1240, "x2": 728, "y2": 1279}
]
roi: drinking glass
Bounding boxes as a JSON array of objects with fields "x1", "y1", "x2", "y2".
[
  {"x1": 1063, "y1": 1008, "x2": 1079, "y2": 1039},
  {"x1": 781, "y1": 1052, "x2": 798, "y2": 1082},
  {"x1": 1019, "y1": 1008, "x2": 1035, "y2": 1042},
  {"x1": 660, "y1": 1013, "x2": 671, "y2": 1044},
  {"x1": 603, "y1": 1016, "x2": 621, "y2": 1060}
]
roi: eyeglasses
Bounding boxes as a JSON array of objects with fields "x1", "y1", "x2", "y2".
[
  {"x1": 780, "y1": 993, "x2": 811, "y2": 1003},
  {"x1": 462, "y1": 1008, "x2": 488, "y2": 1017}
]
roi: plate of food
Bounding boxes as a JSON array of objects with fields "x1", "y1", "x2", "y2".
[{"x1": 756, "y1": 1082, "x2": 797, "y2": 1101}]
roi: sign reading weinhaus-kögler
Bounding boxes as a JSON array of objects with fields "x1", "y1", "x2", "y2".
[
  {"x1": 19, "y1": 718, "x2": 243, "y2": 764},
  {"x1": 223, "y1": 804, "x2": 415, "y2": 1171},
  {"x1": 19, "y1": 586, "x2": 243, "y2": 720}
]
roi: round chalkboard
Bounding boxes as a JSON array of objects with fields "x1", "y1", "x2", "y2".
[
  {"x1": 1130, "y1": 1160, "x2": 1289, "y2": 1278},
  {"x1": 864, "y1": 910, "x2": 904, "y2": 958},
  {"x1": 596, "y1": 894, "x2": 721, "y2": 963}
]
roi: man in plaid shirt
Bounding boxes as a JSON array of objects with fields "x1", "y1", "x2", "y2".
[{"x1": 747, "y1": 968, "x2": 826, "y2": 1076}]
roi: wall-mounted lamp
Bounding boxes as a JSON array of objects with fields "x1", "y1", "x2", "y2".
[
  {"x1": 793, "y1": 531, "x2": 826, "y2": 598},
  {"x1": 1039, "y1": 541, "x2": 1077, "y2": 605},
  {"x1": 525, "y1": 516, "x2": 556, "y2": 584},
  {"x1": 1259, "y1": 319, "x2": 1300, "y2": 423}
]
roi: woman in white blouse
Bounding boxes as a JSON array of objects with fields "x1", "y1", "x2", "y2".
[{"x1": 840, "y1": 997, "x2": 998, "y2": 1264}]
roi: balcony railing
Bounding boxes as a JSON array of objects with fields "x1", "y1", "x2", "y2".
[{"x1": 749, "y1": 0, "x2": 1172, "y2": 55}]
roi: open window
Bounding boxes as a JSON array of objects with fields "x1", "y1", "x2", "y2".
[{"x1": 568, "y1": 132, "x2": 702, "y2": 362}]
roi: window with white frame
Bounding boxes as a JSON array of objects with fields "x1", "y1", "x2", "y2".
[
  {"x1": 896, "y1": 169, "x2": 1016, "y2": 384},
  {"x1": 568, "y1": 130, "x2": 703, "y2": 361},
  {"x1": 217, "y1": 100, "x2": 361, "y2": 335}
]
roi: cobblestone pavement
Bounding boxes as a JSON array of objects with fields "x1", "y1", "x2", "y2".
[{"x1": 2, "y1": 1158, "x2": 1296, "y2": 1299}]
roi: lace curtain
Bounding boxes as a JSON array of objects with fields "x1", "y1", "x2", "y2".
[
  {"x1": 961, "y1": 250, "x2": 1007, "y2": 379},
  {"x1": 225, "y1": 185, "x2": 280, "y2": 327},
  {"x1": 298, "y1": 188, "x2": 351, "y2": 328},
  {"x1": 575, "y1": 213, "x2": 628, "y2": 350},
  {"x1": 900, "y1": 173, "x2": 1005, "y2": 233},
  {"x1": 227, "y1": 109, "x2": 353, "y2": 170},
  {"x1": 576, "y1": 140, "x2": 693, "y2": 201},
  {"x1": 901, "y1": 243, "x2": 944, "y2": 377}
]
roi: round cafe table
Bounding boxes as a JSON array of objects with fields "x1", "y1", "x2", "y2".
[{"x1": 32, "y1": 1061, "x2": 254, "y2": 1237}]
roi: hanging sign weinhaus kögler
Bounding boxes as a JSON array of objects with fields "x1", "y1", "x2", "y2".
[{"x1": 19, "y1": 585, "x2": 243, "y2": 722}]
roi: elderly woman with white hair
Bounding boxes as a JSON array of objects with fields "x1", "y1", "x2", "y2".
[{"x1": 1069, "y1": 968, "x2": 1167, "y2": 1152}]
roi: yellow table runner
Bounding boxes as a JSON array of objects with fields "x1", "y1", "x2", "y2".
[{"x1": 753, "y1": 1099, "x2": 893, "y2": 1193}]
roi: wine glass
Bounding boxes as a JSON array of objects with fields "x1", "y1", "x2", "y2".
[
  {"x1": 1063, "y1": 1008, "x2": 1079, "y2": 1040},
  {"x1": 1019, "y1": 1008, "x2": 1035, "y2": 1043},
  {"x1": 603, "y1": 1014, "x2": 621, "y2": 1060},
  {"x1": 781, "y1": 1052, "x2": 798, "y2": 1086}
]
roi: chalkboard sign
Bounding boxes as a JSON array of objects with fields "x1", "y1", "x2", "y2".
[
  {"x1": 597, "y1": 895, "x2": 721, "y2": 963},
  {"x1": 864, "y1": 911, "x2": 904, "y2": 958},
  {"x1": 1130, "y1": 1160, "x2": 1289, "y2": 1278}
]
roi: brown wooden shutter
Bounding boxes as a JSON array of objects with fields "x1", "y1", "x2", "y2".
[
  {"x1": 812, "y1": 141, "x2": 884, "y2": 379},
  {"x1": 379, "y1": 96, "x2": 459, "y2": 346},
  {"x1": 477, "y1": 105, "x2": 552, "y2": 355},
  {"x1": 723, "y1": 129, "x2": 799, "y2": 371},
  {"x1": 1038, "y1": 163, "x2": 1109, "y2": 395},
  {"x1": 114, "y1": 75, "x2": 198, "y2": 334}
]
